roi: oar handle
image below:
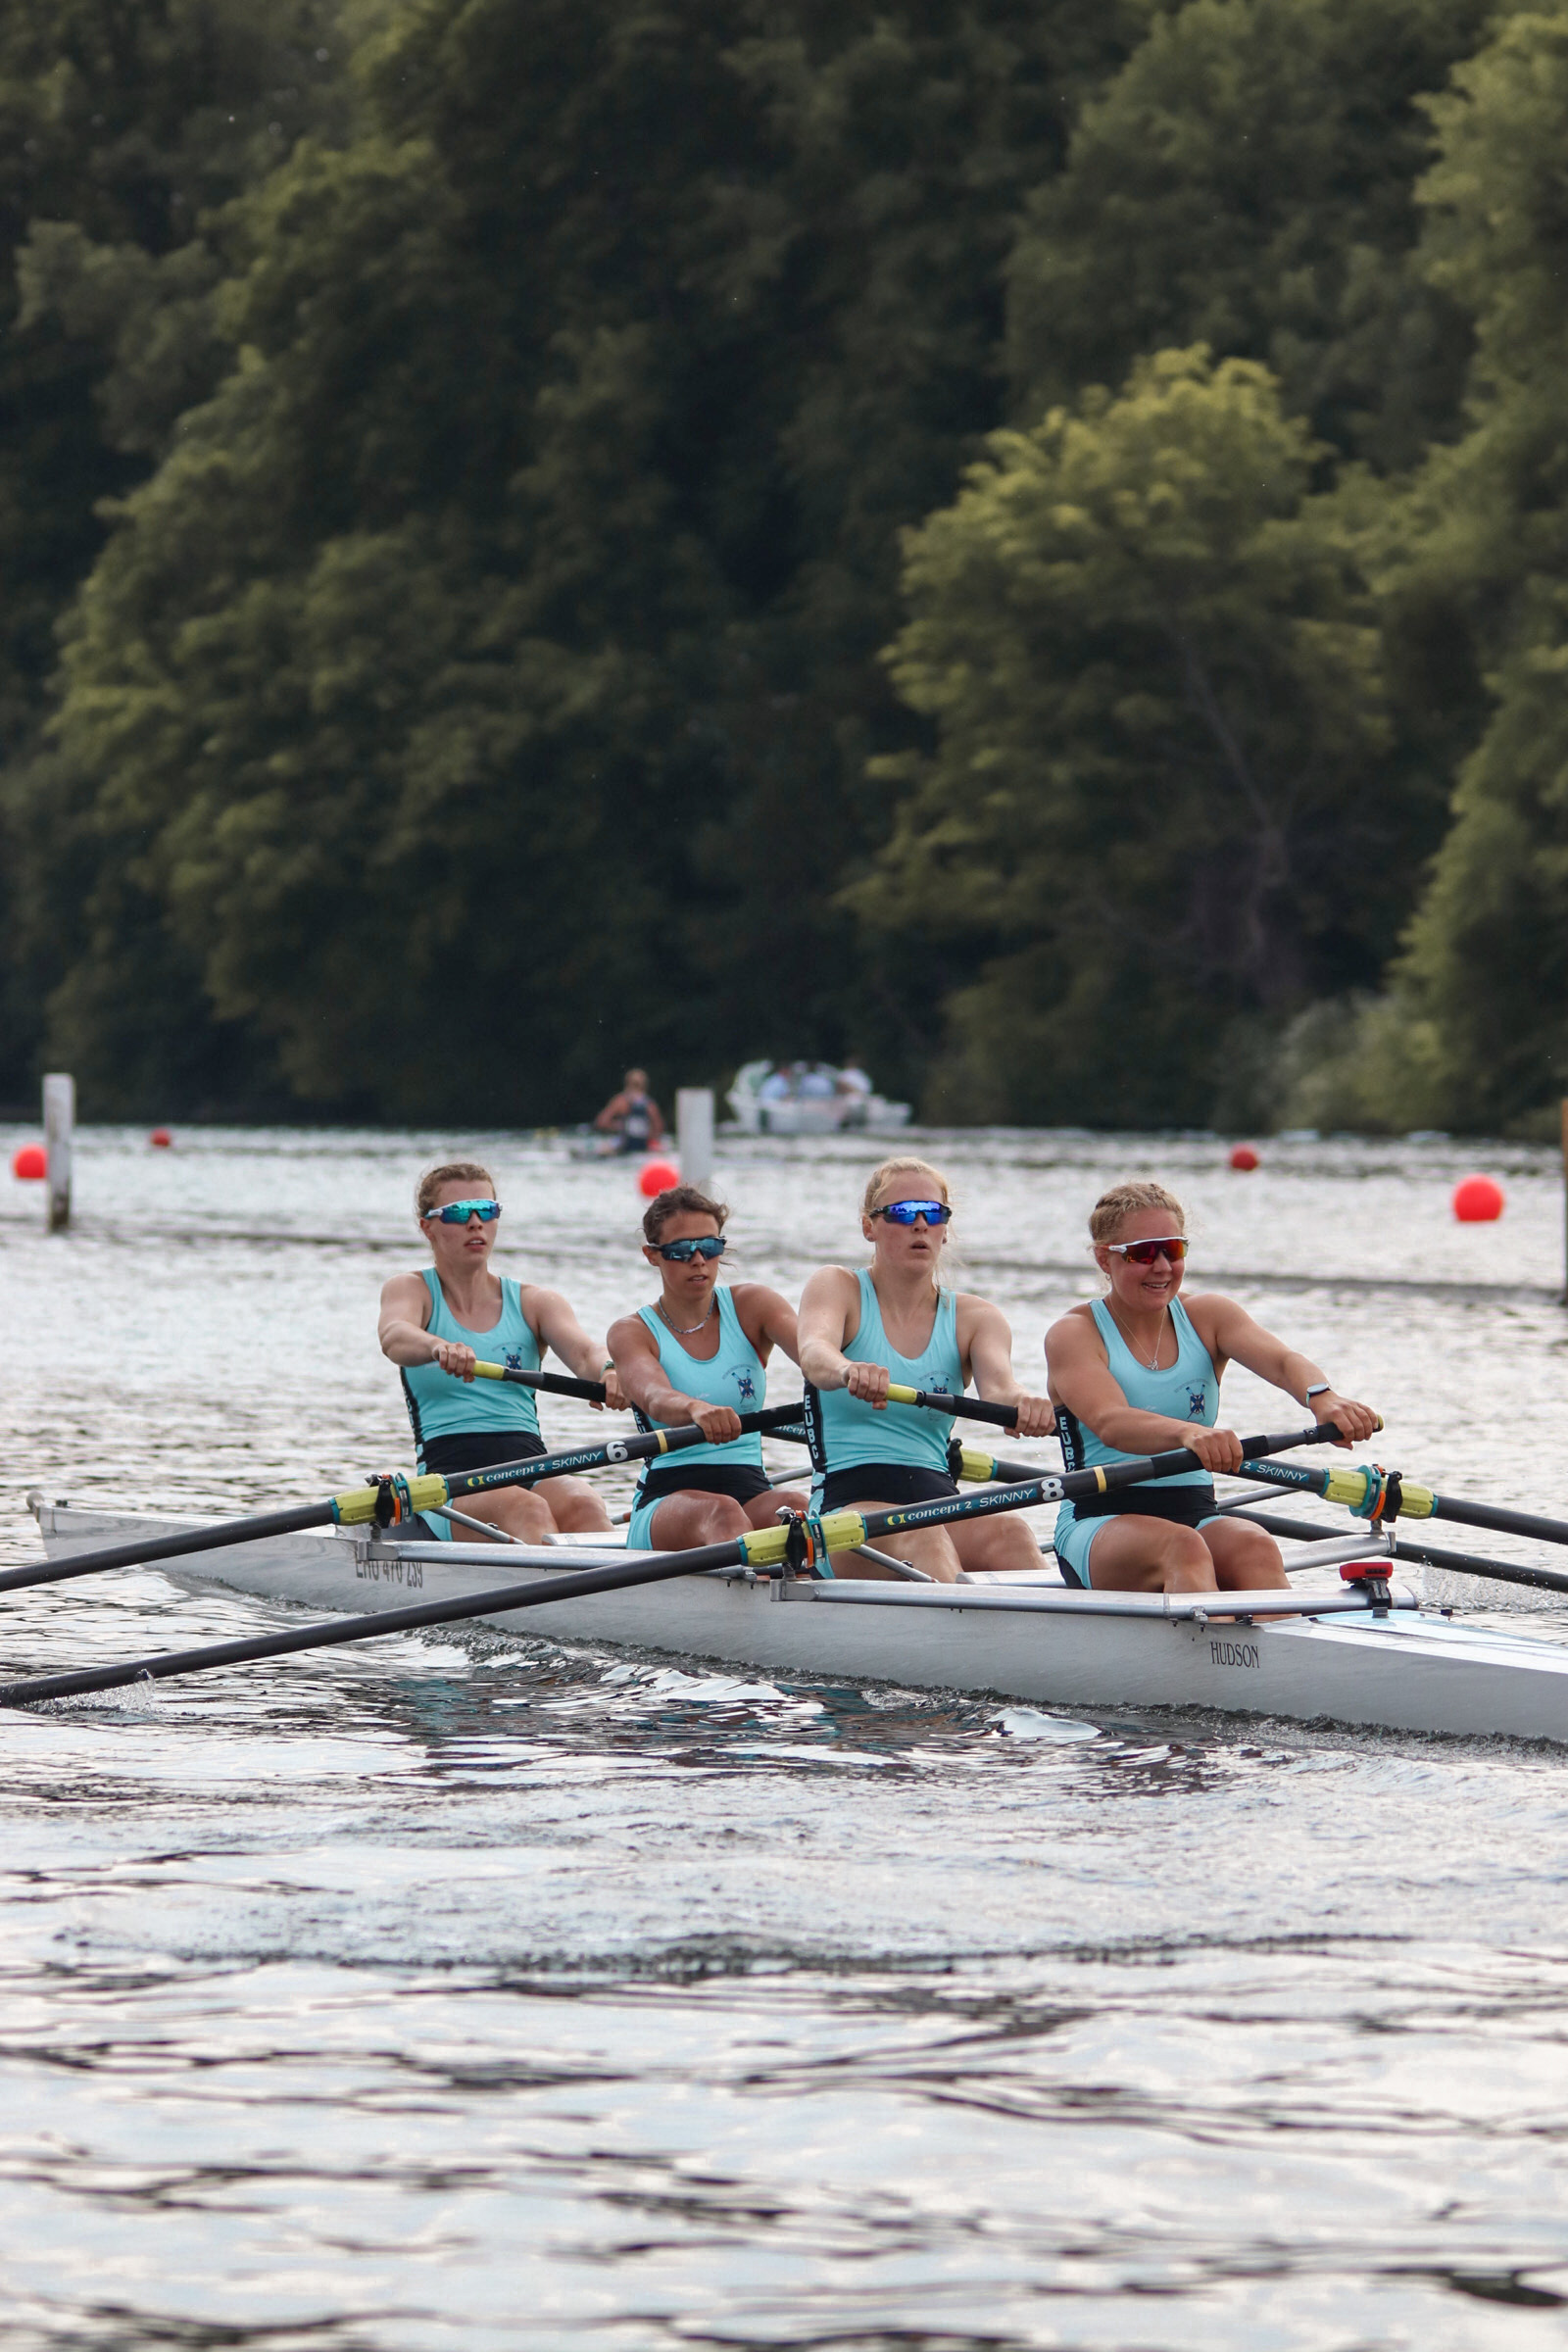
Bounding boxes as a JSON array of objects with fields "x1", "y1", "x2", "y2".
[
  {"x1": 884, "y1": 1385, "x2": 1020, "y2": 1429},
  {"x1": 471, "y1": 1362, "x2": 610, "y2": 1403}
]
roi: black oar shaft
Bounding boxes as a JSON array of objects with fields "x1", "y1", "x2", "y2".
[
  {"x1": 0, "y1": 1423, "x2": 1334, "y2": 1707},
  {"x1": 0, "y1": 1500, "x2": 337, "y2": 1594},
  {"x1": 0, "y1": 1546, "x2": 744, "y2": 1705},
  {"x1": 8, "y1": 1406, "x2": 807, "y2": 1602},
  {"x1": 887, "y1": 1385, "x2": 1020, "y2": 1430},
  {"x1": 1232, "y1": 1506, "x2": 1568, "y2": 1596},
  {"x1": 1425, "y1": 1492, "x2": 1568, "y2": 1548},
  {"x1": 476, "y1": 1364, "x2": 608, "y2": 1402}
]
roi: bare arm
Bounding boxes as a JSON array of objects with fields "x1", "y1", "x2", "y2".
[
  {"x1": 379, "y1": 1272, "x2": 478, "y2": 1380},
  {"x1": 1192, "y1": 1296, "x2": 1379, "y2": 1447},
  {"x1": 731, "y1": 1283, "x2": 803, "y2": 1369},
  {"x1": 1046, "y1": 1306, "x2": 1244, "y2": 1472},
  {"x1": 957, "y1": 1297, "x2": 1055, "y2": 1439},
  {"x1": 607, "y1": 1312, "x2": 741, "y2": 1443},
  {"x1": 797, "y1": 1266, "x2": 892, "y2": 1405},
  {"x1": 527, "y1": 1286, "x2": 627, "y2": 1411}
]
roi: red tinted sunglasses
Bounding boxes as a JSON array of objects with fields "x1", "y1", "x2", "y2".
[{"x1": 1105, "y1": 1236, "x2": 1189, "y2": 1266}]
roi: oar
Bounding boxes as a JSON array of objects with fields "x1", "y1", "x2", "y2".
[
  {"x1": 883, "y1": 1384, "x2": 1024, "y2": 1430},
  {"x1": 1227, "y1": 1504, "x2": 1568, "y2": 1598},
  {"x1": 952, "y1": 1416, "x2": 1357, "y2": 1489},
  {"x1": 468, "y1": 1361, "x2": 609, "y2": 1403},
  {"x1": 0, "y1": 1422, "x2": 1339, "y2": 1705},
  {"x1": 1, "y1": 1408, "x2": 808, "y2": 1601},
  {"x1": 1231, "y1": 1458, "x2": 1568, "y2": 1550}
]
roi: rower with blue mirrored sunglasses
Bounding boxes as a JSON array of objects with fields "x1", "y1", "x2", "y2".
[
  {"x1": 870, "y1": 1198, "x2": 953, "y2": 1227},
  {"x1": 421, "y1": 1197, "x2": 503, "y2": 1224},
  {"x1": 653, "y1": 1234, "x2": 727, "y2": 1262}
]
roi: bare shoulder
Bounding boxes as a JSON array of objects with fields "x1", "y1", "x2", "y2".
[
  {"x1": 608, "y1": 1307, "x2": 658, "y2": 1355},
  {"x1": 1045, "y1": 1300, "x2": 1105, "y2": 1357},
  {"x1": 380, "y1": 1268, "x2": 432, "y2": 1319},
  {"x1": 799, "y1": 1262, "x2": 860, "y2": 1306},
  {"x1": 953, "y1": 1289, "x2": 1007, "y2": 1335},
  {"x1": 729, "y1": 1280, "x2": 791, "y2": 1317},
  {"x1": 1177, "y1": 1290, "x2": 1238, "y2": 1334}
]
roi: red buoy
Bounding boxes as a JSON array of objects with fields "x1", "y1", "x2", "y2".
[
  {"x1": 11, "y1": 1143, "x2": 46, "y2": 1181},
  {"x1": 149, "y1": 1127, "x2": 172, "y2": 1149},
  {"x1": 638, "y1": 1157, "x2": 681, "y2": 1199},
  {"x1": 1229, "y1": 1144, "x2": 1260, "y2": 1172},
  {"x1": 1453, "y1": 1174, "x2": 1504, "y2": 1222}
]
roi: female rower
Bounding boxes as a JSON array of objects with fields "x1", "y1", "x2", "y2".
[
  {"x1": 795, "y1": 1158, "x2": 1055, "y2": 1582},
  {"x1": 1044, "y1": 1179, "x2": 1380, "y2": 1592},
  {"x1": 608, "y1": 1185, "x2": 808, "y2": 1549},
  {"x1": 378, "y1": 1161, "x2": 620, "y2": 1541}
]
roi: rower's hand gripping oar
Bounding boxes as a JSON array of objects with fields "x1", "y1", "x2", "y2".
[
  {"x1": 0, "y1": 1422, "x2": 1343, "y2": 1706},
  {"x1": 0, "y1": 1407, "x2": 808, "y2": 1601}
]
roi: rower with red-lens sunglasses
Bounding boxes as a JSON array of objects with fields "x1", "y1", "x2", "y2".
[{"x1": 1044, "y1": 1180, "x2": 1380, "y2": 1598}]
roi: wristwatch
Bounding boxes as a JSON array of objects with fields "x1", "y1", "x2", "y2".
[{"x1": 1305, "y1": 1382, "x2": 1332, "y2": 1400}]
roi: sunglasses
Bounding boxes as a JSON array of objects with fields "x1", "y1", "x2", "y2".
[
  {"x1": 656, "y1": 1235, "x2": 727, "y2": 1262},
  {"x1": 872, "y1": 1199, "x2": 953, "y2": 1226},
  {"x1": 423, "y1": 1198, "x2": 502, "y2": 1225},
  {"x1": 1104, "y1": 1236, "x2": 1189, "y2": 1265}
]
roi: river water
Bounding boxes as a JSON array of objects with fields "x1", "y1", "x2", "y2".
[{"x1": 1, "y1": 1123, "x2": 1565, "y2": 2348}]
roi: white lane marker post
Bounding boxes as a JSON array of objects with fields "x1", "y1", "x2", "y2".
[
  {"x1": 43, "y1": 1071, "x2": 74, "y2": 1233},
  {"x1": 676, "y1": 1087, "x2": 714, "y2": 1193}
]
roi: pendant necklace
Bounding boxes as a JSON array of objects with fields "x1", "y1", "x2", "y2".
[
  {"x1": 1111, "y1": 1301, "x2": 1168, "y2": 1371},
  {"x1": 660, "y1": 1297, "x2": 714, "y2": 1338}
]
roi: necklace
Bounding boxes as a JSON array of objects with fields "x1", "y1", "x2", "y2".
[
  {"x1": 659, "y1": 1296, "x2": 714, "y2": 1338},
  {"x1": 1109, "y1": 1300, "x2": 1168, "y2": 1371}
]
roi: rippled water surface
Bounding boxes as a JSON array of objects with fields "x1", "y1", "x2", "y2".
[{"x1": 1, "y1": 1123, "x2": 1566, "y2": 2348}]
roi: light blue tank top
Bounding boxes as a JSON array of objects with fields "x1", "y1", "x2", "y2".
[
  {"x1": 1054, "y1": 1296, "x2": 1218, "y2": 1532},
  {"x1": 808, "y1": 1269, "x2": 961, "y2": 1479},
  {"x1": 631, "y1": 1288, "x2": 766, "y2": 1477},
  {"x1": 401, "y1": 1271, "x2": 542, "y2": 1465}
]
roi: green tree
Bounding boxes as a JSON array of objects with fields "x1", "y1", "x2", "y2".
[
  {"x1": 0, "y1": 0, "x2": 344, "y2": 1102},
  {"x1": 856, "y1": 349, "x2": 1411, "y2": 1125},
  {"x1": 1006, "y1": 0, "x2": 1492, "y2": 471},
  {"x1": 1361, "y1": 6, "x2": 1568, "y2": 1130},
  {"x1": 38, "y1": 0, "x2": 1154, "y2": 1119}
]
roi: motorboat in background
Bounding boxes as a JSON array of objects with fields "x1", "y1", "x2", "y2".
[{"x1": 725, "y1": 1059, "x2": 913, "y2": 1136}]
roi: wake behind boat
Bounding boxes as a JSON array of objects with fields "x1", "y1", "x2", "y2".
[{"x1": 24, "y1": 1493, "x2": 1568, "y2": 1744}]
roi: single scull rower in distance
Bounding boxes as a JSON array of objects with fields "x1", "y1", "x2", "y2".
[
  {"x1": 608, "y1": 1185, "x2": 808, "y2": 1547},
  {"x1": 797, "y1": 1157, "x2": 1055, "y2": 1582},
  {"x1": 1045, "y1": 1179, "x2": 1380, "y2": 1592},
  {"x1": 379, "y1": 1161, "x2": 620, "y2": 1541}
]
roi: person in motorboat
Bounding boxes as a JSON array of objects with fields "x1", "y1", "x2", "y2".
[
  {"x1": 593, "y1": 1068, "x2": 665, "y2": 1154},
  {"x1": 799, "y1": 1062, "x2": 837, "y2": 1100},
  {"x1": 608, "y1": 1185, "x2": 809, "y2": 1548},
  {"x1": 795, "y1": 1157, "x2": 1055, "y2": 1581},
  {"x1": 379, "y1": 1161, "x2": 622, "y2": 1542},
  {"x1": 1044, "y1": 1179, "x2": 1380, "y2": 1593},
  {"x1": 758, "y1": 1065, "x2": 793, "y2": 1102}
]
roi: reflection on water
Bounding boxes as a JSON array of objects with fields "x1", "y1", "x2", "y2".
[{"x1": 1, "y1": 1125, "x2": 1567, "y2": 2347}]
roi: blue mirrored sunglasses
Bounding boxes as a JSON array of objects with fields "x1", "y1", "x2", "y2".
[
  {"x1": 423, "y1": 1198, "x2": 502, "y2": 1224},
  {"x1": 873, "y1": 1198, "x2": 952, "y2": 1226},
  {"x1": 656, "y1": 1235, "x2": 727, "y2": 1262}
]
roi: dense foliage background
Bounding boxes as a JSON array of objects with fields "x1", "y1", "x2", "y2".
[{"x1": 3, "y1": 0, "x2": 1567, "y2": 1132}]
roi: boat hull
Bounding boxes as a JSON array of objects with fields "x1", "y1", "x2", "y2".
[{"x1": 25, "y1": 1500, "x2": 1568, "y2": 1744}]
